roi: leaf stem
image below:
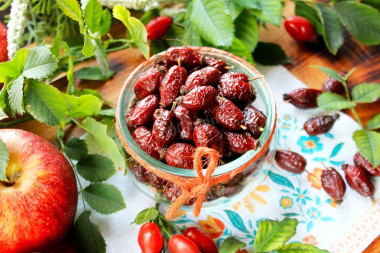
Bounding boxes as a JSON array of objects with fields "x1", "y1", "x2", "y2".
[
  {"x1": 342, "y1": 80, "x2": 364, "y2": 128},
  {"x1": 0, "y1": 115, "x2": 34, "y2": 128}
]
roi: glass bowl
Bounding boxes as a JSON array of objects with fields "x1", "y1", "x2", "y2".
[{"x1": 116, "y1": 47, "x2": 277, "y2": 210}]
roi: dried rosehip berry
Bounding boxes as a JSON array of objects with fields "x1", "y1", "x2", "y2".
[
  {"x1": 342, "y1": 164, "x2": 374, "y2": 197},
  {"x1": 165, "y1": 47, "x2": 202, "y2": 70},
  {"x1": 275, "y1": 150, "x2": 306, "y2": 174},
  {"x1": 152, "y1": 109, "x2": 176, "y2": 148},
  {"x1": 243, "y1": 105, "x2": 266, "y2": 139},
  {"x1": 354, "y1": 152, "x2": 380, "y2": 177},
  {"x1": 220, "y1": 72, "x2": 248, "y2": 82},
  {"x1": 322, "y1": 71, "x2": 346, "y2": 95},
  {"x1": 284, "y1": 16, "x2": 316, "y2": 42},
  {"x1": 165, "y1": 143, "x2": 195, "y2": 169},
  {"x1": 193, "y1": 123, "x2": 226, "y2": 156},
  {"x1": 173, "y1": 105, "x2": 193, "y2": 141},
  {"x1": 160, "y1": 65, "x2": 187, "y2": 107},
  {"x1": 181, "y1": 86, "x2": 217, "y2": 112},
  {"x1": 185, "y1": 67, "x2": 221, "y2": 91},
  {"x1": 303, "y1": 113, "x2": 340, "y2": 135},
  {"x1": 132, "y1": 126, "x2": 160, "y2": 159},
  {"x1": 129, "y1": 162, "x2": 149, "y2": 183},
  {"x1": 211, "y1": 97, "x2": 245, "y2": 131},
  {"x1": 224, "y1": 131, "x2": 260, "y2": 154},
  {"x1": 146, "y1": 16, "x2": 172, "y2": 40},
  {"x1": 146, "y1": 171, "x2": 166, "y2": 187},
  {"x1": 218, "y1": 79, "x2": 255, "y2": 105},
  {"x1": 283, "y1": 88, "x2": 322, "y2": 109},
  {"x1": 321, "y1": 167, "x2": 346, "y2": 203},
  {"x1": 164, "y1": 182, "x2": 195, "y2": 205},
  {"x1": 204, "y1": 57, "x2": 227, "y2": 73},
  {"x1": 127, "y1": 95, "x2": 159, "y2": 126},
  {"x1": 134, "y1": 67, "x2": 164, "y2": 100}
]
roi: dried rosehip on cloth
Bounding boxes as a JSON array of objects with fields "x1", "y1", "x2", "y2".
[
  {"x1": 275, "y1": 150, "x2": 306, "y2": 174},
  {"x1": 354, "y1": 152, "x2": 380, "y2": 177},
  {"x1": 321, "y1": 71, "x2": 347, "y2": 95},
  {"x1": 283, "y1": 88, "x2": 322, "y2": 109},
  {"x1": 303, "y1": 113, "x2": 340, "y2": 135},
  {"x1": 321, "y1": 167, "x2": 346, "y2": 203},
  {"x1": 343, "y1": 164, "x2": 374, "y2": 197}
]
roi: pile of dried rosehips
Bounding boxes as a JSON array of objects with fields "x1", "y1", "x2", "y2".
[{"x1": 125, "y1": 47, "x2": 266, "y2": 203}]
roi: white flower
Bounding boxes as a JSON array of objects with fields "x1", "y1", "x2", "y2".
[{"x1": 7, "y1": 0, "x2": 29, "y2": 59}]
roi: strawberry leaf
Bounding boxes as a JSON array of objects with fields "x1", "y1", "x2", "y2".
[
  {"x1": 77, "y1": 154, "x2": 116, "y2": 182},
  {"x1": 0, "y1": 138, "x2": 9, "y2": 182}
]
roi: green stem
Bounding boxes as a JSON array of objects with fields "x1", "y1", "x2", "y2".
[
  {"x1": 0, "y1": 115, "x2": 34, "y2": 128},
  {"x1": 65, "y1": 153, "x2": 87, "y2": 211},
  {"x1": 342, "y1": 80, "x2": 364, "y2": 128}
]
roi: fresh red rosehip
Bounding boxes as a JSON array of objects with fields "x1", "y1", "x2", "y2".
[
  {"x1": 342, "y1": 164, "x2": 374, "y2": 197},
  {"x1": 183, "y1": 227, "x2": 218, "y2": 253},
  {"x1": 181, "y1": 86, "x2": 217, "y2": 112},
  {"x1": 169, "y1": 235, "x2": 200, "y2": 253},
  {"x1": 243, "y1": 105, "x2": 266, "y2": 139},
  {"x1": 303, "y1": 113, "x2": 340, "y2": 135},
  {"x1": 211, "y1": 97, "x2": 245, "y2": 131},
  {"x1": 221, "y1": 72, "x2": 249, "y2": 82},
  {"x1": 173, "y1": 105, "x2": 194, "y2": 141},
  {"x1": 0, "y1": 22, "x2": 8, "y2": 63},
  {"x1": 146, "y1": 16, "x2": 172, "y2": 40},
  {"x1": 354, "y1": 152, "x2": 380, "y2": 177},
  {"x1": 185, "y1": 67, "x2": 221, "y2": 91},
  {"x1": 284, "y1": 16, "x2": 316, "y2": 42},
  {"x1": 224, "y1": 131, "x2": 260, "y2": 154},
  {"x1": 283, "y1": 88, "x2": 322, "y2": 109},
  {"x1": 160, "y1": 65, "x2": 187, "y2": 107},
  {"x1": 134, "y1": 67, "x2": 164, "y2": 100},
  {"x1": 193, "y1": 123, "x2": 226, "y2": 157},
  {"x1": 204, "y1": 57, "x2": 227, "y2": 73},
  {"x1": 132, "y1": 126, "x2": 160, "y2": 160},
  {"x1": 164, "y1": 182, "x2": 195, "y2": 205},
  {"x1": 152, "y1": 109, "x2": 176, "y2": 148},
  {"x1": 165, "y1": 47, "x2": 202, "y2": 70},
  {"x1": 127, "y1": 95, "x2": 159, "y2": 126},
  {"x1": 275, "y1": 150, "x2": 306, "y2": 174},
  {"x1": 138, "y1": 222, "x2": 164, "y2": 253},
  {"x1": 165, "y1": 143, "x2": 195, "y2": 169},
  {"x1": 218, "y1": 79, "x2": 255, "y2": 104},
  {"x1": 322, "y1": 71, "x2": 347, "y2": 95},
  {"x1": 321, "y1": 167, "x2": 346, "y2": 203}
]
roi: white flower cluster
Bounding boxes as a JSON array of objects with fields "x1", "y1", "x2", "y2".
[
  {"x1": 7, "y1": 0, "x2": 29, "y2": 59},
  {"x1": 98, "y1": 0, "x2": 174, "y2": 11}
]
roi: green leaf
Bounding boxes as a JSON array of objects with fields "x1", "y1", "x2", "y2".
[
  {"x1": 150, "y1": 39, "x2": 169, "y2": 55},
  {"x1": 253, "y1": 42, "x2": 291, "y2": 66},
  {"x1": 0, "y1": 107, "x2": 8, "y2": 121},
  {"x1": 367, "y1": 113, "x2": 380, "y2": 130},
  {"x1": 56, "y1": 0, "x2": 83, "y2": 28},
  {"x1": 8, "y1": 75, "x2": 25, "y2": 114},
  {"x1": 317, "y1": 92, "x2": 356, "y2": 110},
  {"x1": 84, "y1": 0, "x2": 103, "y2": 34},
  {"x1": 311, "y1": 65, "x2": 345, "y2": 82},
  {"x1": 75, "y1": 66, "x2": 115, "y2": 81},
  {"x1": 0, "y1": 138, "x2": 9, "y2": 182},
  {"x1": 352, "y1": 83, "x2": 380, "y2": 103},
  {"x1": 98, "y1": 108, "x2": 116, "y2": 119},
  {"x1": 63, "y1": 137, "x2": 88, "y2": 161},
  {"x1": 83, "y1": 183, "x2": 126, "y2": 214},
  {"x1": 295, "y1": 1, "x2": 323, "y2": 34},
  {"x1": 79, "y1": 117, "x2": 125, "y2": 171},
  {"x1": 24, "y1": 81, "x2": 68, "y2": 127},
  {"x1": 82, "y1": 31, "x2": 95, "y2": 57},
  {"x1": 222, "y1": 0, "x2": 243, "y2": 20},
  {"x1": 100, "y1": 9, "x2": 112, "y2": 36},
  {"x1": 65, "y1": 94, "x2": 102, "y2": 118},
  {"x1": 140, "y1": 8, "x2": 160, "y2": 24},
  {"x1": 62, "y1": 42, "x2": 75, "y2": 94},
  {"x1": 233, "y1": 0, "x2": 260, "y2": 10},
  {"x1": 77, "y1": 154, "x2": 116, "y2": 182},
  {"x1": 219, "y1": 237, "x2": 247, "y2": 253},
  {"x1": 184, "y1": 8, "x2": 203, "y2": 46},
  {"x1": 277, "y1": 242, "x2": 329, "y2": 253},
  {"x1": 220, "y1": 37, "x2": 254, "y2": 64},
  {"x1": 353, "y1": 129, "x2": 380, "y2": 167},
  {"x1": 51, "y1": 36, "x2": 62, "y2": 59},
  {"x1": 133, "y1": 207, "x2": 160, "y2": 225},
  {"x1": 191, "y1": 0, "x2": 234, "y2": 46},
  {"x1": 361, "y1": 0, "x2": 380, "y2": 11},
  {"x1": 335, "y1": 2, "x2": 380, "y2": 45},
  {"x1": 256, "y1": 0, "x2": 284, "y2": 26},
  {"x1": 23, "y1": 46, "x2": 58, "y2": 80},
  {"x1": 74, "y1": 211, "x2": 106, "y2": 253},
  {"x1": 0, "y1": 48, "x2": 28, "y2": 82},
  {"x1": 254, "y1": 218, "x2": 298, "y2": 252},
  {"x1": 234, "y1": 9, "x2": 259, "y2": 52},
  {"x1": 315, "y1": 4, "x2": 343, "y2": 55}
]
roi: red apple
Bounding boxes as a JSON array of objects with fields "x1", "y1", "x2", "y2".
[{"x1": 0, "y1": 129, "x2": 78, "y2": 253}]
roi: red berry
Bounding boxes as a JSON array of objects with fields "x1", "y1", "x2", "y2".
[
  {"x1": 159, "y1": 65, "x2": 187, "y2": 108},
  {"x1": 193, "y1": 123, "x2": 226, "y2": 156},
  {"x1": 321, "y1": 167, "x2": 346, "y2": 203},
  {"x1": 173, "y1": 105, "x2": 194, "y2": 141},
  {"x1": 343, "y1": 164, "x2": 374, "y2": 197},
  {"x1": 134, "y1": 67, "x2": 164, "y2": 100},
  {"x1": 165, "y1": 143, "x2": 195, "y2": 169},
  {"x1": 283, "y1": 88, "x2": 322, "y2": 109},
  {"x1": 354, "y1": 152, "x2": 380, "y2": 177},
  {"x1": 218, "y1": 79, "x2": 255, "y2": 104},
  {"x1": 132, "y1": 126, "x2": 160, "y2": 160},
  {"x1": 243, "y1": 105, "x2": 266, "y2": 139},
  {"x1": 204, "y1": 57, "x2": 227, "y2": 73},
  {"x1": 211, "y1": 97, "x2": 245, "y2": 131},
  {"x1": 152, "y1": 109, "x2": 176, "y2": 148},
  {"x1": 322, "y1": 71, "x2": 347, "y2": 95},
  {"x1": 185, "y1": 67, "x2": 221, "y2": 92},
  {"x1": 275, "y1": 150, "x2": 306, "y2": 174},
  {"x1": 138, "y1": 222, "x2": 164, "y2": 253},
  {"x1": 164, "y1": 182, "x2": 196, "y2": 205},
  {"x1": 168, "y1": 235, "x2": 200, "y2": 253},
  {"x1": 146, "y1": 16, "x2": 172, "y2": 40},
  {"x1": 224, "y1": 131, "x2": 260, "y2": 154},
  {"x1": 183, "y1": 227, "x2": 218, "y2": 253},
  {"x1": 0, "y1": 22, "x2": 8, "y2": 63},
  {"x1": 127, "y1": 95, "x2": 159, "y2": 126},
  {"x1": 165, "y1": 47, "x2": 202, "y2": 70},
  {"x1": 303, "y1": 114, "x2": 339, "y2": 135},
  {"x1": 181, "y1": 86, "x2": 217, "y2": 112},
  {"x1": 129, "y1": 162, "x2": 149, "y2": 183},
  {"x1": 145, "y1": 171, "x2": 166, "y2": 187},
  {"x1": 220, "y1": 72, "x2": 249, "y2": 82},
  {"x1": 284, "y1": 16, "x2": 316, "y2": 42}
]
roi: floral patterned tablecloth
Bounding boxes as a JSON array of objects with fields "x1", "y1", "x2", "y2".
[{"x1": 79, "y1": 65, "x2": 380, "y2": 253}]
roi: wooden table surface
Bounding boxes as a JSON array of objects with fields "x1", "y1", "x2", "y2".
[{"x1": 4, "y1": 2, "x2": 379, "y2": 252}]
